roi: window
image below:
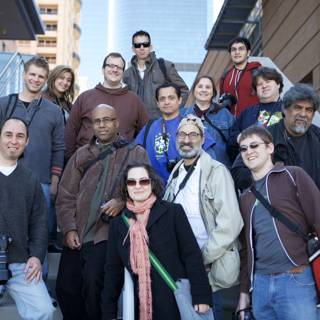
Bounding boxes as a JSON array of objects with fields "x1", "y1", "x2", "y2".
[
  {"x1": 45, "y1": 23, "x2": 58, "y2": 31},
  {"x1": 38, "y1": 39, "x2": 57, "y2": 47},
  {"x1": 39, "y1": 6, "x2": 58, "y2": 15},
  {"x1": 41, "y1": 55, "x2": 56, "y2": 64}
]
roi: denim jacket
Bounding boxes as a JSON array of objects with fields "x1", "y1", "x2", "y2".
[{"x1": 182, "y1": 104, "x2": 234, "y2": 167}]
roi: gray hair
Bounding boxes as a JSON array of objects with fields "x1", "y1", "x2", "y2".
[{"x1": 283, "y1": 83, "x2": 320, "y2": 112}]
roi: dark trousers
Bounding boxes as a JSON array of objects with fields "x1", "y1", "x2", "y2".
[{"x1": 56, "y1": 241, "x2": 108, "y2": 320}]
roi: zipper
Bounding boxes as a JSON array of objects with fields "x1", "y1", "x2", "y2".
[
  {"x1": 265, "y1": 173, "x2": 299, "y2": 266},
  {"x1": 249, "y1": 200, "x2": 256, "y2": 291}
]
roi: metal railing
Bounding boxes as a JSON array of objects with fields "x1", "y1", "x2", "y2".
[{"x1": 0, "y1": 52, "x2": 25, "y2": 96}]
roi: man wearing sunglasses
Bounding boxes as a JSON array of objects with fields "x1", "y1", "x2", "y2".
[
  {"x1": 232, "y1": 83, "x2": 320, "y2": 191},
  {"x1": 164, "y1": 114, "x2": 243, "y2": 320},
  {"x1": 123, "y1": 30, "x2": 189, "y2": 119},
  {"x1": 237, "y1": 125, "x2": 320, "y2": 320},
  {"x1": 56, "y1": 104, "x2": 149, "y2": 320}
]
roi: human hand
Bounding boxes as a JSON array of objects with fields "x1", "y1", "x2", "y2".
[
  {"x1": 25, "y1": 257, "x2": 42, "y2": 283},
  {"x1": 100, "y1": 199, "x2": 124, "y2": 218},
  {"x1": 194, "y1": 304, "x2": 211, "y2": 314},
  {"x1": 65, "y1": 230, "x2": 81, "y2": 250},
  {"x1": 237, "y1": 292, "x2": 251, "y2": 320}
]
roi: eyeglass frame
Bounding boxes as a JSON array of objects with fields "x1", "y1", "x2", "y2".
[
  {"x1": 176, "y1": 131, "x2": 202, "y2": 140},
  {"x1": 92, "y1": 117, "x2": 117, "y2": 126},
  {"x1": 104, "y1": 63, "x2": 124, "y2": 71}
]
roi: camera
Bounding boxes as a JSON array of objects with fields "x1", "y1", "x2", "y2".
[
  {"x1": 167, "y1": 158, "x2": 179, "y2": 172},
  {"x1": 218, "y1": 93, "x2": 237, "y2": 110},
  {"x1": 0, "y1": 234, "x2": 12, "y2": 285}
]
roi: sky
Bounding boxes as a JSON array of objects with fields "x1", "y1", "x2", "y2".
[{"x1": 79, "y1": 0, "x2": 224, "y2": 90}]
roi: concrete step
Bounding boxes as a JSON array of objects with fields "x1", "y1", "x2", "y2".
[
  {"x1": 0, "y1": 292, "x2": 63, "y2": 320},
  {"x1": 0, "y1": 253, "x2": 62, "y2": 319}
]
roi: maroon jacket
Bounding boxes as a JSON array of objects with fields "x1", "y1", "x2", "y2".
[
  {"x1": 219, "y1": 61, "x2": 261, "y2": 116},
  {"x1": 239, "y1": 165, "x2": 320, "y2": 293},
  {"x1": 65, "y1": 84, "x2": 149, "y2": 158}
]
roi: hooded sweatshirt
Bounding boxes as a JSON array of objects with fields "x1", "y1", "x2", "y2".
[
  {"x1": 65, "y1": 83, "x2": 149, "y2": 158},
  {"x1": 219, "y1": 61, "x2": 261, "y2": 116}
]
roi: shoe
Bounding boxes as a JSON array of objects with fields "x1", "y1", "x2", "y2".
[{"x1": 48, "y1": 243, "x2": 63, "y2": 253}]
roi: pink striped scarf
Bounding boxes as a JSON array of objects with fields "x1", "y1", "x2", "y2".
[{"x1": 126, "y1": 194, "x2": 157, "y2": 320}]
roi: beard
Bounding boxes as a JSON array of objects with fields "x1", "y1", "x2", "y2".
[
  {"x1": 176, "y1": 142, "x2": 202, "y2": 159},
  {"x1": 290, "y1": 116, "x2": 309, "y2": 135}
]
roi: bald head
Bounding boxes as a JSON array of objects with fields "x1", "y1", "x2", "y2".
[
  {"x1": 92, "y1": 104, "x2": 117, "y2": 117},
  {"x1": 92, "y1": 104, "x2": 119, "y2": 144}
]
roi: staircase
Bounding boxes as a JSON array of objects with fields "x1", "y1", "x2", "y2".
[{"x1": 0, "y1": 51, "x2": 33, "y2": 97}]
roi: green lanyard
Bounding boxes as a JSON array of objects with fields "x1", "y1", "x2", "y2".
[{"x1": 121, "y1": 214, "x2": 177, "y2": 292}]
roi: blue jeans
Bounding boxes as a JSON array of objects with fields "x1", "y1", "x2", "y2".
[
  {"x1": 212, "y1": 290, "x2": 223, "y2": 320},
  {"x1": 252, "y1": 267, "x2": 320, "y2": 320},
  {"x1": 3, "y1": 263, "x2": 54, "y2": 320},
  {"x1": 40, "y1": 183, "x2": 57, "y2": 243}
]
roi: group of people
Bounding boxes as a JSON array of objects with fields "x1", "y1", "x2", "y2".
[{"x1": 0, "y1": 30, "x2": 320, "y2": 320}]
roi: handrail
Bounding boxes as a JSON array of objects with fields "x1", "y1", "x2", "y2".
[{"x1": 0, "y1": 52, "x2": 21, "y2": 80}]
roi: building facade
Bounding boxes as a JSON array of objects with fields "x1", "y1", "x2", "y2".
[
  {"x1": 195, "y1": 0, "x2": 320, "y2": 101},
  {"x1": 107, "y1": 0, "x2": 215, "y2": 87},
  {"x1": 16, "y1": 0, "x2": 81, "y2": 75}
]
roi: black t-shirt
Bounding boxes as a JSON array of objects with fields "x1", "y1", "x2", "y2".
[{"x1": 288, "y1": 133, "x2": 313, "y2": 178}]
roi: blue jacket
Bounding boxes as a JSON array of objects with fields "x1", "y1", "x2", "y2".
[{"x1": 183, "y1": 104, "x2": 234, "y2": 167}]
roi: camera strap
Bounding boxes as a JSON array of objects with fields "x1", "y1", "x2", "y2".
[
  {"x1": 171, "y1": 156, "x2": 200, "y2": 203},
  {"x1": 161, "y1": 118, "x2": 180, "y2": 165},
  {"x1": 250, "y1": 186, "x2": 310, "y2": 242}
]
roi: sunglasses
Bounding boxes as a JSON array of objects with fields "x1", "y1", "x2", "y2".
[
  {"x1": 126, "y1": 178, "x2": 151, "y2": 187},
  {"x1": 133, "y1": 42, "x2": 150, "y2": 49},
  {"x1": 239, "y1": 142, "x2": 266, "y2": 153}
]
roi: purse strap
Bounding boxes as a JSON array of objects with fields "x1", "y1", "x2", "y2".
[
  {"x1": 121, "y1": 214, "x2": 177, "y2": 292},
  {"x1": 250, "y1": 186, "x2": 310, "y2": 242}
]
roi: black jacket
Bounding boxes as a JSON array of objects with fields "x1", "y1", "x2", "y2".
[
  {"x1": 101, "y1": 200, "x2": 212, "y2": 320},
  {"x1": 231, "y1": 119, "x2": 320, "y2": 190},
  {"x1": 227, "y1": 100, "x2": 283, "y2": 162}
]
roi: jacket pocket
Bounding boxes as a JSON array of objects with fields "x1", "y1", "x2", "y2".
[{"x1": 209, "y1": 244, "x2": 240, "y2": 289}]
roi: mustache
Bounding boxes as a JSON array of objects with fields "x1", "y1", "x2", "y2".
[
  {"x1": 295, "y1": 116, "x2": 308, "y2": 123},
  {"x1": 179, "y1": 143, "x2": 193, "y2": 148}
]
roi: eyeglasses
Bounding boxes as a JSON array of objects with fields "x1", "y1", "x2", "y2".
[
  {"x1": 177, "y1": 131, "x2": 201, "y2": 140},
  {"x1": 126, "y1": 178, "x2": 151, "y2": 187},
  {"x1": 239, "y1": 142, "x2": 266, "y2": 153},
  {"x1": 133, "y1": 42, "x2": 151, "y2": 49},
  {"x1": 105, "y1": 63, "x2": 123, "y2": 71},
  {"x1": 93, "y1": 117, "x2": 116, "y2": 126}
]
